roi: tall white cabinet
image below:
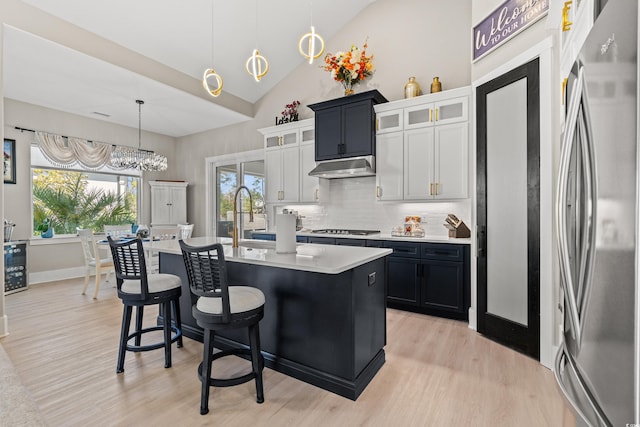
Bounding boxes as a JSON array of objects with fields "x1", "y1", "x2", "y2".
[
  {"x1": 259, "y1": 119, "x2": 319, "y2": 204},
  {"x1": 149, "y1": 181, "x2": 188, "y2": 225},
  {"x1": 375, "y1": 87, "x2": 470, "y2": 201}
]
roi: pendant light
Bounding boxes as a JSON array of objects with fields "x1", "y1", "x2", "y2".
[
  {"x1": 110, "y1": 100, "x2": 168, "y2": 172},
  {"x1": 245, "y1": 0, "x2": 269, "y2": 82},
  {"x1": 298, "y1": 1, "x2": 324, "y2": 64},
  {"x1": 202, "y1": 0, "x2": 223, "y2": 97}
]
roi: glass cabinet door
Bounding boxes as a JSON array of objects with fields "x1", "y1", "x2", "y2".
[
  {"x1": 433, "y1": 96, "x2": 468, "y2": 125},
  {"x1": 376, "y1": 110, "x2": 403, "y2": 133},
  {"x1": 404, "y1": 104, "x2": 433, "y2": 129}
]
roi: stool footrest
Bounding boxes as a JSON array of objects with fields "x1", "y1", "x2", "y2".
[
  {"x1": 126, "y1": 325, "x2": 182, "y2": 353},
  {"x1": 198, "y1": 348, "x2": 264, "y2": 388}
]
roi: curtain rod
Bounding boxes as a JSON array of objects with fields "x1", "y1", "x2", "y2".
[{"x1": 13, "y1": 126, "x2": 155, "y2": 152}]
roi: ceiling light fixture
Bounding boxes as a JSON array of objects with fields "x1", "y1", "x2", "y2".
[
  {"x1": 110, "y1": 100, "x2": 168, "y2": 172},
  {"x1": 246, "y1": 0, "x2": 269, "y2": 82},
  {"x1": 298, "y1": 1, "x2": 324, "y2": 64},
  {"x1": 202, "y1": 0, "x2": 223, "y2": 97}
]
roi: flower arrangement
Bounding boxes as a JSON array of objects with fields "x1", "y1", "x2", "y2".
[
  {"x1": 322, "y1": 39, "x2": 374, "y2": 95},
  {"x1": 277, "y1": 100, "x2": 300, "y2": 125}
]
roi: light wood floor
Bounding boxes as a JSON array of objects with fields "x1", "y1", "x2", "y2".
[{"x1": 1, "y1": 278, "x2": 575, "y2": 426}]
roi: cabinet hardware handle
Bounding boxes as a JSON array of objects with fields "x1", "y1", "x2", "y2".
[
  {"x1": 315, "y1": 188, "x2": 319, "y2": 200},
  {"x1": 429, "y1": 109, "x2": 433, "y2": 122},
  {"x1": 376, "y1": 186, "x2": 381, "y2": 197},
  {"x1": 435, "y1": 183, "x2": 439, "y2": 195},
  {"x1": 562, "y1": 1, "x2": 573, "y2": 32},
  {"x1": 435, "y1": 108, "x2": 439, "y2": 121},
  {"x1": 376, "y1": 118, "x2": 379, "y2": 131},
  {"x1": 562, "y1": 78, "x2": 568, "y2": 105}
]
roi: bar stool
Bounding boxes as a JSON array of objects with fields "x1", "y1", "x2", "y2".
[
  {"x1": 179, "y1": 240, "x2": 265, "y2": 415},
  {"x1": 107, "y1": 236, "x2": 183, "y2": 373}
]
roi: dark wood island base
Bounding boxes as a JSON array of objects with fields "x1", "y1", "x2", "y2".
[{"x1": 159, "y1": 252, "x2": 387, "y2": 400}]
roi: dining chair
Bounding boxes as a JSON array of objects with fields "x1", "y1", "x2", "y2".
[
  {"x1": 179, "y1": 240, "x2": 265, "y2": 415},
  {"x1": 178, "y1": 223, "x2": 194, "y2": 239},
  {"x1": 77, "y1": 228, "x2": 114, "y2": 299},
  {"x1": 107, "y1": 236, "x2": 183, "y2": 373}
]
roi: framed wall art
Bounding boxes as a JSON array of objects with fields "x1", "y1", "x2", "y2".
[{"x1": 4, "y1": 139, "x2": 16, "y2": 184}]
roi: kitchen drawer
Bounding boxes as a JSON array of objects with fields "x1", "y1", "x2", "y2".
[
  {"x1": 252, "y1": 233, "x2": 275, "y2": 241},
  {"x1": 383, "y1": 241, "x2": 421, "y2": 258},
  {"x1": 335, "y1": 238, "x2": 366, "y2": 247},
  {"x1": 307, "y1": 236, "x2": 336, "y2": 245},
  {"x1": 366, "y1": 240, "x2": 384, "y2": 248},
  {"x1": 421, "y1": 243, "x2": 463, "y2": 261}
]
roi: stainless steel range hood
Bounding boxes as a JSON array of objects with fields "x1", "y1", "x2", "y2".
[{"x1": 308, "y1": 156, "x2": 375, "y2": 179}]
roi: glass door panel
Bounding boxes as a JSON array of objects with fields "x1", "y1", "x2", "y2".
[{"x1": 216, "y1": 164, "x2": 237, "y2": 237}]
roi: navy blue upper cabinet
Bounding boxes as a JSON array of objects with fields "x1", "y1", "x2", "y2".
[{"x1": 309, "y1": 90, "x2": 388, "y2": 161}]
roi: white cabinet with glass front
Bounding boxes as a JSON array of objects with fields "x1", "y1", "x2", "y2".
[
  {"x1": 259, "y1": 118, "x2": 319, "y2": 204},
  {"x1": 375, "y1": 87, "x2": 470, "y2": 201}
]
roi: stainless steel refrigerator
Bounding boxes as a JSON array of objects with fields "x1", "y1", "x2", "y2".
[{"x1": 555, "y1": 0, "x2": 639, "y2": 425}]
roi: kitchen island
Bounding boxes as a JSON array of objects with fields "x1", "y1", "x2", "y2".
[{"x1": 150, "y1": 237, "x2": 391, "y2": 400}]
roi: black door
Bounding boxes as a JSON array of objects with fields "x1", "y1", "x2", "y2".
[{"x1": 476, "y1": 58, "x2": 540, "y2": 359}]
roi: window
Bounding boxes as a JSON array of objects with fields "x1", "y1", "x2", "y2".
[{"x1": 31, "y1": 147, "x2": 140, "y2": 235}]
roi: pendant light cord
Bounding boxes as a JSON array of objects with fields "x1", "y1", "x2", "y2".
[{"x1": 137, "y1": 99, "x2": 143, "y2": 149}]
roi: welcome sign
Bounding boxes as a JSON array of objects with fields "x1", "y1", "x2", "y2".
[{"x1": 473, "y1": 0, "x2": 549, "y2": 61}]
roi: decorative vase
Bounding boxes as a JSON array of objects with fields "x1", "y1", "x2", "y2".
[
  {"x1": 41, "y1": 228, "x2": 54, "y2": 238},
  {"x1": 404, "y1": 77, "x2": 421, "y2": 98},
  {"x1": 343, "y1": 80, "x2": 354, "y2": 96},
  {"x1": 430, "y1": 77, "x2": 442, "y2": 93}
]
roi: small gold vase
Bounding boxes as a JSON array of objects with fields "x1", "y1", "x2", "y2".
[
  {"x1": 344, "y1": 88, "x2": 354, "y2": 96},
  {"x1": 430, "y1": 77, "x2": 442, "y2": 93},
  {"x1": 404, "y1": 77, "x2": 421, "y2": 98}
]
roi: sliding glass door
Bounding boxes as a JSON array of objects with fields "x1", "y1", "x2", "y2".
[{"x1": 214, "y1": 157, "x2": 265, "y2": 239}]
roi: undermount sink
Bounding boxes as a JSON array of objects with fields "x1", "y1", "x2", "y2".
[{"x1": 223, "y1": 240, "x2": 276, "y2": 250}]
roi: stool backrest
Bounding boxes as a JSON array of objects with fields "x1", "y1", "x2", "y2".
[
  {"x1": 179, "y1": 240, "x2": 231, "y2": 323},
  {"x1": 108, "y1": 236, "x2": 150, "y2": 299}
]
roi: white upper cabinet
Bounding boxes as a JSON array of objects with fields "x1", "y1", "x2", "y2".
[
  {"x1": 299, "y1": 125, "x2": 320, "y2": 202},
  {"x1": 375, "y1": 87, "x2": 470, "y2": 201},
  {"x1": 375, "y1": 132, "x2": 404, "y2": 201},
  {"x1": 376, "y1": 109, "x2": 403, "y2": 134},
  {"x1": 149, "y1": 181, "x2": 188, "y2": 225},
  {"x1": 259, "y1": 118, "x2": 318, "y2": 204}
]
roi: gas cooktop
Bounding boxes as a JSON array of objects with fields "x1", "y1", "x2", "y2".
[{"x1": 311, "y1": 229, "x2": 380, "y2": 236}]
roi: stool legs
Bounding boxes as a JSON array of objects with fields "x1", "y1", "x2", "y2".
[
  {"x1": 249, "y1": 323, "x2": 264, "y2": 404},
  {"x1": 200, "y1": 329, "x2": 215, "y2": 415},
  {"x1": 162, "y1": 302, "x2": 172, "y2": 368},
  {"x1": 117, "y1": 305, "x2": 133, "y2": 373},
  {"x1": 173, "y1": 299, "x2": 183, "y2": 348},
  {"x1": 135, "y1": 306, "x2": 144, "y2": 346}
]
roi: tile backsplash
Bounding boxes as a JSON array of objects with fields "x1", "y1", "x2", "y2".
[{"x1": 270, "y1": 176, "x2": 472, "y2": 237}]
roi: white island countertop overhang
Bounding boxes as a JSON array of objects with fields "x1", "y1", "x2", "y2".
[{"x1": 147, "y1": 236, "x2": 392, "y2": 275}]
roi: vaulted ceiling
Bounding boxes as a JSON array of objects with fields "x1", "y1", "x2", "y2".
[{"x1": 3, "y1": 0, "x2": 375, "y2": 137}]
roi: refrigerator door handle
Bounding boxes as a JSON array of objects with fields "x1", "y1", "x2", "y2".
[
  {"x1": 556, "y1": 66, "x2": 586, "y2": 343},
  {"x1": 576, "y1": 78, "x2": 598, "y2": 335},
  {"x1": 554, "y1": 343, "x2": 612, "y2": 426}
]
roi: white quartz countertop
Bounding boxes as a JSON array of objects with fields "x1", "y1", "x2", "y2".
[
  {"x1": 147, "y1": 236, "x2": 392, "y2": 275},
  {"x1": 252, "y1": 230, "x2": 471, "y2": 245}
]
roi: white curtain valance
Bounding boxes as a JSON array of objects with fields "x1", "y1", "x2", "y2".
[{"x1": 36, "y1": 131, "x2": 113, "y2": 170}]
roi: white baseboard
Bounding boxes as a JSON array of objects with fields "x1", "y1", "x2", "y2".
[
  {"x1": 0, "y1": 315, "x2": 8, "y2": 338},
  {"x1": 29, "y1": 267, "x2": 87, "y2": 285},
  {"x1": 467, "y1": 307, "x2": 477, "y2": 331}
]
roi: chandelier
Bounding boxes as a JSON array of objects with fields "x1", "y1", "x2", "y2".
[{"x1": 110, "y1": 100, "x2": 168, "y2": 171}]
